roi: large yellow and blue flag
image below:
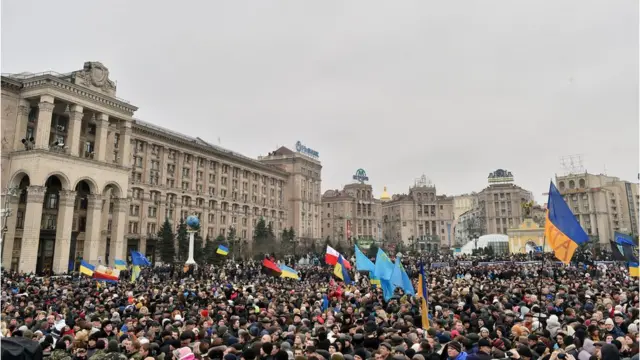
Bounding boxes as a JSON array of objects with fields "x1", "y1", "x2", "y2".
[
  {"x1": 374, "y1": 248, "x2": 394, "y2": 280},
  {"x1": 334, "y1": 255, "x2": 352, "y2": 283},
  {"x1": 369, "y1": 272, "x2": 381, "y2": 288},
  {"x1": 629, "y1": 262, "x2": 639, "y2": 277},
  {"x1": 545, "y1": 181, "x2": 589, "y2": 264},
  {"x1": 417, "y1": 262, "x2": 430, "y2": 329},
  {"x1": 216, "y1": 245, "x2": 229, "y2": 256},
  {"x1": 280, "y1": 264, "x2": 300, "y2": 280},
  {"x1": 355, "y1": 245, "x2": 375, "y2": 272},
  {"x1": 131, "y1": 265, "x2": 141, "y2": 283},
  {"x1": 114, "y1": 259, "x2": 127, "y2": 271},
  {"x1": 79, "y1": 261, "x2": 95, "y2": 277}
]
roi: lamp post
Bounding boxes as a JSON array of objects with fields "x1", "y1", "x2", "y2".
[{"x1": 1, "y1": 187, "x2": 19, "y2": 257}]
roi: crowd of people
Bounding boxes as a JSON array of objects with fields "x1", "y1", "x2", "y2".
[{"x1": 1, "y1": 251, "x2": 638, "y2": 360}]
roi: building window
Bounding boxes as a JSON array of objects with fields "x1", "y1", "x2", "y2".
[{"x1": 148, "y1": 206, "x2": 157, "y2": 218}]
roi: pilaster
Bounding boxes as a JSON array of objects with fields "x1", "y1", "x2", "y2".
[
  {"x1": 34, "y1": 96, "x2": 55, "y2": 149},
  {"x1": 110, "y1": 197, "x2": 129, "y2": 265},
  {"x1": 118, "y1": 121, "x2": 132, "y2": 167},
  {"x1": 1, "y1": 197, "x2": 20, "y2": 268},
  {"x1": 52, "y1": 190, "x2": 77, "y2": 274},
  {"x1": 83, "y1": 194, "x2": 103, "y2": 265},
  {"x1": 13, "y1": 101, "x2": 31, "y2": 151},
  {"x1": 19, "y1": 186, "x2": 46, "y2": 273},
  {"x1": 94, "y1": 114, "x2": 109, "y2": 162},
  {"x1": 67, "y1": 105, "x2": 84, "y2": 157}
]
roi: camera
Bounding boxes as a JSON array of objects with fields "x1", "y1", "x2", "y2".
[{"x1": 558, "y1": 354, "x2": 566, "y2": 359}]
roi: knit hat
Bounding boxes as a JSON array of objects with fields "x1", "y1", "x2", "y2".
[{"x1": 448, "y1": 341, "x2": 462, "y2": 353}]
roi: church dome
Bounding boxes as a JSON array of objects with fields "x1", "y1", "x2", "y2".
[{"x1": 380, "y1": 186, "x2": 391, "y2": 201}]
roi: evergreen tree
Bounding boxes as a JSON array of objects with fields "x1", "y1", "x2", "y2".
[
  {"x1": 253, "y1": 218, "x2": 269, "y2": 257},
  {"x1": 193, "y1": 232, "x2": 204, "y2": 263},
  {"x1": 203, "y1": 235, "x2": 217, "y2": 263},
  {"x1": 157, "y1": 218, "x2": 175, "y2": 264},
  {"x1": 366, "y1": 243, "x2": 379, "y2": 259},
  {"x1": 227, "y1": 227, "x2": 237, "y2": 256},
  {"x1": 176, "y1": 218, "x2": 189, "y2": 261}
]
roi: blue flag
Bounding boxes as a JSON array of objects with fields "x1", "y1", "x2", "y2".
[
  {"x1": 130, "y1": 251, "x2": 151, "y2": 266},
  {"x1": 355, "y1": 245, "x2": 375, "y2": 272},
  {"x1": 374, "y1": 248, "x2": 394, "y2": 280}
]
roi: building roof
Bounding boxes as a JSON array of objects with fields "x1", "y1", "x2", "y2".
[{"x1": 380, "y1": 186, "x2": 391, "y2": 201}]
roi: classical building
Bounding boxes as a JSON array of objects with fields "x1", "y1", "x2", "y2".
[
  {"x1": 258, "y1": 146, "x2": 322, "y2": 244},
  {"x1": 554, "y1": 172, "x2": 639, "y2": 245},
  {"x1": 321, "y1": 179, "x2": 382, "y2": 248},
  {"x1": 381, "y1": 177, "x2": 454, "y2": 251},
  {"x1": 0, "y1": 62, "x2": 305, "y2": 274},
  {"x1": 453, "y1": 194, "x2": 477, "y2": 220}
]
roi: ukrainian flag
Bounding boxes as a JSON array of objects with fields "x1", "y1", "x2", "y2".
[
  {"x1": 280, "y1": 265, "x2": 300, "y2": 280},
  {"x1": 216, "y1": 245, "x2": 229, "y2": 256},
  {"x1": 79, "y1": 261, "x2": 95, "y2": 277},
  {"x1": 629, "y1": 262, "x2": 639, "y2": 277},
  {"x1": 333, "y1": 255, "x2": 352, "y2": 283},
  {"x1": 131, "y1": 265, "x2": 141, "y2": 283},
  {"x1": 545, "y1": 181, "x2": 589, "y2": 264},
  {"x1": 369, "y1": 272, "x2": 381, "y2": 288},
  {"x1": 417, "y1": 262, "x2": 430, "y2": 329},
  {"x1": 114, "y1": 259, "x2": 127, "y2": 271}
]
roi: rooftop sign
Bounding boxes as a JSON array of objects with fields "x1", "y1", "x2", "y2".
[
  {"x1": 353, "y1": 168, "x2": 369, "y2": 183},
  {"x1": 295, "y1": 141, "x2": 319, "y2": 158},
  {"x1": 488, "y1": 169, "x2": 514, "y2": 184}
]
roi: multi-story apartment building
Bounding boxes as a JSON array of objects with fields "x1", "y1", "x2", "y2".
[
  {"x1": 0, "y1": 62, "x2": 296, "y2": 274},
  {"x1": 258, "y1": 146, "x2": 322, "y2": 244},
  {"x1": 477, "y1": 182, "x2": 534, "y2": 235},
  {"x1": 554, "y1": 172, "x2": 639, "y2": 245},
  {"x1": 381, "y1": 182, "x2": 454, "y2": 251},
  {"x1": 453, "y1": 194, "x2": 477, "y2": 220},
  {"x1": 321, "y1": 183, "x2": 382, "y2": 247}
]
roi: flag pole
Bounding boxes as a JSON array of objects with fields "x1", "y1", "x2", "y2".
[{"x1": 537, "y1": 234, "x2": 547, "y2": 304}]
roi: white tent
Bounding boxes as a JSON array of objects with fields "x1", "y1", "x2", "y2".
[{"x1": 459, "y1": 234, "x2": 509, "y2": 255}]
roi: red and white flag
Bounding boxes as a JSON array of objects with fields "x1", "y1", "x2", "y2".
[{"x1": 325, "y1": 245, "x2": 352, "y2": 269}]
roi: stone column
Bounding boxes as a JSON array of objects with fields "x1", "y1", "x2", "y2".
[
  {"x1": 52, "y1": 190, "x2": 76, "y2": 274},
  {"x1": 83, "y1": 194, "x2": 103, "y2": 265},
  {"x1": 139, "y1": 237, "x2": 147, "y2": 255},
  {"x1": 118, "y1": 121, "x2": 132, "y2": 167},
  {"x1": 110, "y1": 198, "x2": 129, "y2": 265},
  {"x1": 94, "y1": 114, "x2": 109, "y2": 162},
  {"x1": 67, "y1": 105, "x2": 84, "y2": 157},
  {"x1": 106, "y1": 124, "x2": 117, "y2": 163},
  {"x1": 1, "y1": 196, "x2": 20, "y2": 267},
  {"x1": 19, "y1": 186, "x2": 46, "y2": 273},
  {"x1": 34, "y1": 95, "x2": 55, "y2": 149},
  {"x1": 13, "y1": 100, "x2": 31, "y2": 151}
]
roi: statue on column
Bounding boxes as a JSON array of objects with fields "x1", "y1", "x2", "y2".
[
  {"x1": 184, "y1": 214, "x2": 200, "y2": 275},
  {"x1": 521, "y1": 201, "x2": 534, "y2": 218}
]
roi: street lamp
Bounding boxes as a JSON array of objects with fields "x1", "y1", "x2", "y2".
[{"x1": 1, "y1": 187, "x2": 19, "y2": 257}]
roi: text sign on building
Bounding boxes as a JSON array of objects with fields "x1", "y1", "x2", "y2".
[
  {"x1": 488, "y1": 169, "x2": 514, "y2": 184},
  {"x1": 295, "y1": 141, "x2": 319, "y2": 158},
  {"x1": 353, "y1": 168, "x2": 369, "y2": 183}
]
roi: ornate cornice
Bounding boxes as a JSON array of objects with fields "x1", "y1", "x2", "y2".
[
  {"x1": 2, "y1": 75, "x2": 137, "y2": 115},
  {"x1": 59, "y1": 190, "x2": 77, "y2": 207}
]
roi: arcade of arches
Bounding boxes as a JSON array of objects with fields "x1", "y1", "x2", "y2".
[{"x1": 2, "y1": 172, "x2": 129, "y2": 274}]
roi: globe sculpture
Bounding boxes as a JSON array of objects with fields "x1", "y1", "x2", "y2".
[
  {"x1": 185, "y1": 215, "x2": 199, "y2": 265},
  {"x1": 186, "y1": 215, "x2": 200, "y2": 230}
]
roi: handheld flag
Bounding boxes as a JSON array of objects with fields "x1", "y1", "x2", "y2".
[
  {"x1": 544, "y1": 181, "x2": 589, "y2": 264},
  {"x1": 93, "y1": 265, "x2": 120, "y2": 282},
  {"x1": 374, "y1": 248, "x2": 394, "y2": 280},
  {"x1": 333, "y1": 255, "x2": 352, "y2": 283},
  {"x1": 369, "y1": 272, "x2": 381, "y2": 288},
  {"x1": 262, "y1": 258, "x2": 282, "y2": 277},
  {"x1": 130, "y1": 251, "x2": 151, "y2": 266},
  {"x1": 325, "y1": 245, "x2": 352, "y2": 269},
  {"x1": 216, "y1": 245, "x2": 229, "y2": 256},
  {"x1": 354, "y1": 245, "x2": 375, "y2": 272},
  {"x1": 629, "y1": 262, "x2": 639, "y2": 277},
  {"x1": 417, "y1": 262, "x2": 430, "y2": 329},
  {"x1": 279, "y1": 265, "x2": 300, "y2": 280},
  {"x1": 614, "y1": 232, "x2": 639, "y2": 262},
  {"x1": 114, "y1": 259, "x2": 127, "y2": 271},
  {"x1": 131, "y1": 265, "x2": 141, "y2": 283},
  {"x1": 79, "y1": 261, "x2": 95, "y2": 277}
]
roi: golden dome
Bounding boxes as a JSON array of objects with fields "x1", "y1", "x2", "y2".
[{"x1": 380, "y1": 186, "x2": 391, "y2": 201}]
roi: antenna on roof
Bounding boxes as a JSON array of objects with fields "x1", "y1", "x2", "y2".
[
  {"x1": 218, "y1": 137, "x2": 221, "y2": 145},
  {"x1": 559, "y1": 154, "x2": 584, "y2": 175}
]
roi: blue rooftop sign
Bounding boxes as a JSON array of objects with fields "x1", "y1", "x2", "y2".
[{"x1": 295, "y1": 141, "x2": 319, "y2": 158}]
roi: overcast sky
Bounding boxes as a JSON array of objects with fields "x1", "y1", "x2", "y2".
[{"x1": 2, "y1": 1, "x2": 638, "y2": 202}]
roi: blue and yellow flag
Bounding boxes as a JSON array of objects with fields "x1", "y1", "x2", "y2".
[
  {"x1": 334, "y1": 255, "x2": 352, "y2": 283},
  {"x1": 217, "y1": 245, "x2": 229, "y2": 256},
  {"x1": 417, "y1": 262, "x2": 430, "y2": 329},
  {"x1": 114, "y1": 259, "x2": 127, "y2": 271},
  {"x1": 80, "y1": 261, "x2": 95, "y2": 277},
  {"x1": 629, "y1": 262, "x2": 639, "y2": 277},
  {"x1": 131, "y1": 265, "x2": 141, "y2": 283},
  {"x1": 545, "y1": 181, "x2": 589, "y2": 264},
  {"x1": 369, "y1": 272, "x2": 381, "y2": 288},
  {"x1": 280, "y1": 265, "x2": 300, "y2": 280}
]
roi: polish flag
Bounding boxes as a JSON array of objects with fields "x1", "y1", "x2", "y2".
[{"x1": 325, "y1": 245, "x2": 351, "y2": 269}]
